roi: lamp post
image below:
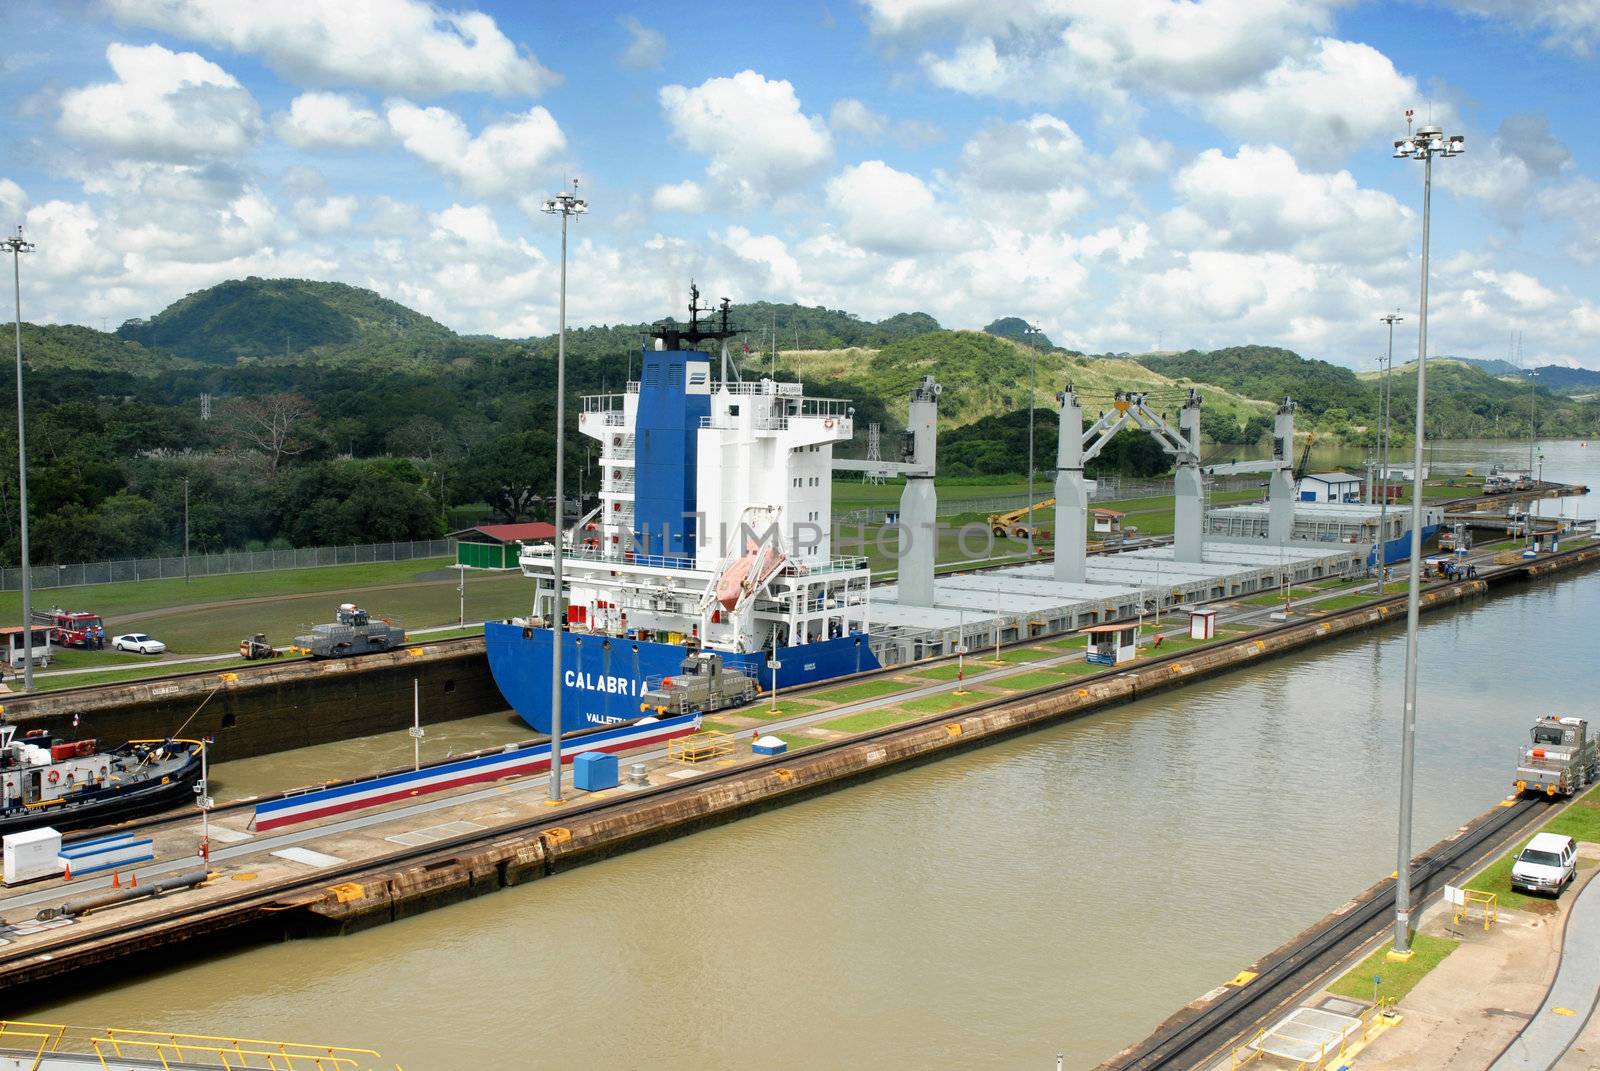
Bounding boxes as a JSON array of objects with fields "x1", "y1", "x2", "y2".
[
  {"x1": 1374, "y1": 314, "x2": 1401, "y2": 595},
  {"x1": 1389, "y1": 117, "x2": 1464, "y2": 958},
  {"x1": 183, "y1": 477, "x2": 191, "y2": 584},
  {"x1": 1527, "y1": 369, "x2": 1538, "y2": 480},
  {"x1": 541, "y1": 179, "x2": 587, "y2": 804},
  {"x1": 1025, "y1": 324, "x2": 1041, "y2": 557},
  {"x1": 4, "y1": 227, "x2": 35, "y2": 691}
]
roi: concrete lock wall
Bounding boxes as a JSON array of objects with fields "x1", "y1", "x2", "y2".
[{"x1": 0, "y1": 639, "x2": 504, "y2": 762}]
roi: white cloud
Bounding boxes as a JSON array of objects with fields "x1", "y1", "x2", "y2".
[
  {"x1": 1539, "y1": 179, "x2": 1600, "y2": 264},
  {"x1": 293, "y1": 195, "x2": 359, "y2": 233},
  {"x1": 826, "y1": 161, "x2": 965, "y2": 254},
  {"x1": 1441, "y1": 1, "x2": 1600, "y2": 55},
  {"x1": 880, "y1": 0, "x2": 1336, "y2": 108},
  {"x1": 959, "y1": 113, "x2": 1088, "y2": 192},
  {"x1": 1200, "y1": 38, "x2": 1417, "y2": 166},
  {"x1": 104, "y1": 0, "x2": 558, "y2": 96},
  {"x1": 1169, "y1": 145, "x2": 1412, "y2": 262},
  {"x1": 385, "y1": 101, "x2": 567, "y2": 197},
  {"x1": 660, "y1": 70, "x2": 832, "y2": 203},
  {"x1": 275, "y1": 92, "x2": 387, "y2": 150},
  {"x1": 830, "y1": 98, "x2": 888, "y2": 138},
  {"x1": 0, "y1": 179, "x2": 26, "y2": 224},
  {"x1": 651, "y1": 180, "x2": 708, "y2": 213},
  {"x1": 617, "y1": 16, "x2": 666, "y2": 68},
  {"x1": 57, "y1": 43, "x2": 260, "y2": 161}
]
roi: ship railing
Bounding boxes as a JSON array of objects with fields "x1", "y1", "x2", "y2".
[
  {"x1": 781, "y1": 555, "x2": 868, "y2": 576},
  {"x1": 529, "y1": 543, "x2": 696, "y2": 570},
  {"x1": 600, "y1": 433, "x2": 635, "y2": 458}
]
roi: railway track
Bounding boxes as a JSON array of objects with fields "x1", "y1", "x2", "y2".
[{"x1": 1101, "y1": 794, "x2": 1553, "y2": 1070}]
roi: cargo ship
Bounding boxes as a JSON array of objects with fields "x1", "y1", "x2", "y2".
[{"x1": 487, "y1": 294, "x2": 880, "y2": 733}]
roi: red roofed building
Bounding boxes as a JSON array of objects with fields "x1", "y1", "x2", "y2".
[{"x1": 451, "y1": 523, "x2": 556, "y2": 569}]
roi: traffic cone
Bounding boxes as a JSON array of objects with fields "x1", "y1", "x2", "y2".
[
  {"x1": 111, "y1": 871, "x2": 120, "y2": 887},
  {"x1": 62, "y1": 861, "x2": 71, "y2": 881},
  {"x1": 129, "y1": 872, "x2": 137, "y2": 888}
]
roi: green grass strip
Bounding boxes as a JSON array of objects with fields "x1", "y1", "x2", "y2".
[
  {"x1": 909, "y1": 664, "x2": 968, "y2": 682},
  {"x1": 697, "y1": 720, "x2": 743, "y2": 735},
  {"x1": 810, "y1": 678, "x2": 915, "y2": 705},
  {"x1": 773, "y1": 732, "x2": 824, "y2": 753},
  {"x1": 995, "y1": 669, "x2": 1076, "y2": 690},
  {"x1": 897, "y1": 692, "x2": 981, "y2": 715},
  {"x1": 1328, "y1": 933, "x2": 1460, "y2": 1004},
  {"x1": 819, "y1": 708, "x2": 919, "y2": 734},
  {"x1": 734, "y1": 698, "x2": 822, "y2": 720}
]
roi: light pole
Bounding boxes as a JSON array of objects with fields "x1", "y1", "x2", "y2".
[
  {"x1": 1389, "y1": 116, "x2": 1464, "y2": 959},
  {"x1": 1025, "y1": 324, "x2": 1041, "y2": 557},
  {"x1": 183, "y1": 476, "x2": 191, "y2": 584},
  {"x1": 1374, "y1": 314, "x2": 1401, "y2": 595},
  {"x1": 1527, "y1": 369, "x2": 1539, "y2": 481},
  {"x1": 541, "y1": 180, "x2": 586, "y2": 804},
  {"x1": 5, "y1": 227, "x2": 35, "y2": 691}
]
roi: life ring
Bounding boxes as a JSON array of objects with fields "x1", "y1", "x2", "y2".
[
  {"x1": 824, "y1": 418, "x2": 835, "y2": 428},
  {"x1": 47, "y1": 769, "x2": 60, "y2": 784}
]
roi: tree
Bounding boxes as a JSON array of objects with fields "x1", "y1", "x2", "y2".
[{"x1": 221, "y1": 393, "x2": 317, "y2": 474}]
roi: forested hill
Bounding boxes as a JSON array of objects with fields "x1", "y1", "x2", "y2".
[
  {"x1": 117, "y1": 277, "x2": 456, "y2": 361},
  {"x1": 1134, "y1": 345, "x2": 1364, "y2": 417}
]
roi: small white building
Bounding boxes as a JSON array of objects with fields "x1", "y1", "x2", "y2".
[{"x1": 1298, "y1": 471, "x2": 1363, "y2": 503}]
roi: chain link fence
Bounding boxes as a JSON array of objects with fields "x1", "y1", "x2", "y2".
[{"x1": 0, "y1": 539, "x2": 459, "y2": 592}]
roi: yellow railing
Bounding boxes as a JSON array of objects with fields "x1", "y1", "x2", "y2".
[
  {"x1": 1455, "y1": 889, "x2": 1499, "y2": 931},
  {"x1": 1230, "y1": 1027, "x2": 1265, "y2": 1067},
  {"x1": 667, "y1": 731, "x2": 735, "y2": 764},
  {"x1": 0, "y1": 1021, "x2": 392, "y2": 1070}
]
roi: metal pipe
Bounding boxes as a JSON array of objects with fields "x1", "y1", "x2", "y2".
[{"x1": 44, "y1": 868, "x2": 208, "y2": 920}]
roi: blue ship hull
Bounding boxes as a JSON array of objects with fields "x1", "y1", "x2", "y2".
[
  {"x1": 1366, "y1": 523, "x2": 1440, "y2": 567},
  {"x1": 485, "y1": 624, "x2": 881, "y2": 733}
]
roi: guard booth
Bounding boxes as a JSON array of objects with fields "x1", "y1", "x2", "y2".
[
  {"x1": 1092, "y1": 508, "x2": 1125, "y2": 538},
  {"x1": 1187, "y1": 608, "x2": 1217, "y2": 641},
  {"x1": 1081, "y1": 622, "x2": 1138, "y2": 666},
  {"x1": 0, "y1": 625, "x2": 52, "y2": 670}
]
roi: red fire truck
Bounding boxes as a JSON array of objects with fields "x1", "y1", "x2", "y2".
[{"x1": 32, "y1": 608, "x2": 107, "y2": 649}]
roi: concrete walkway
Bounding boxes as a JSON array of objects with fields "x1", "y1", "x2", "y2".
[{"x1": 1490, "y1": 870, "x2": 1600, "y2": 1070}]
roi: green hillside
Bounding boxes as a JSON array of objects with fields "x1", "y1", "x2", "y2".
[
  {"x1": 117, "y1": 277, "x2": 457, "y2": 361},
  {"x1": 14, "y1": 323, "x2": 199, "y2": 376},
  {"x1": 779, "y1": 330, "x2": 1272, "y2": 431}
]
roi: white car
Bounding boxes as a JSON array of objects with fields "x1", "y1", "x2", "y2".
[
  {"x1": 1511, "y1": 832, "x2": 1577, "y2": 896},
  {"x1": 112, "y1": 633, "x2": 167, "y2": 655}
]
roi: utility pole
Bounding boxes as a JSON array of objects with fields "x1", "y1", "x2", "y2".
[
  {"x1": 541, "y1": 179, "x2": 587, "y2": 804},
  {"x1": 183, "y1": 477, "x2": 191, "y2": 584},
  {"x1": 5, "y1": 227, "x2": 35, "y2": 691},
  {"x1": 1388, "y1": 114, "x2": 1464, "y2": 958},
  {"x1": 1375, "y1": 314, "x2": 1401, "y2": 595}
]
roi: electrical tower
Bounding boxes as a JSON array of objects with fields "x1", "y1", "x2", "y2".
[
  {"x1": 199, "y1": 393, "x2": 212, "y2": 421},
  {"x1": 864, "y1": 422, "x2": 886, "y2": 484}
]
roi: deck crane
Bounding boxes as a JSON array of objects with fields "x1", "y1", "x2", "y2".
[
  {"x1": 1195, "y1": 398, "x2": 1301, "y2": 547},
  {"x1": 1052, "y1": 386, "x2": 1206, "y2": 581}
]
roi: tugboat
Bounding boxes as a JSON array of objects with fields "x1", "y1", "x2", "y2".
[{"x1": 0, "y1": 724, "x2": 204, "y2": 835}]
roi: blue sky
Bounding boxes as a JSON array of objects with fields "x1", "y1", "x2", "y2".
[{"x1": 1, "y1": 0, "x2": 1597, "y2": 368}]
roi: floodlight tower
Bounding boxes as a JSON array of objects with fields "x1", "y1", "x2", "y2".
[
  {"x1": 1389, "y1": 113, "x2": 1464, "y2": 958},
  {"x1": 1053, "y1": 386, "x2": 1088, "y2": 583},
  {"x1": 4, "y1": 228, "x2": 35, "y2": 691},
  {"x1": 540, "y1": 179, "x2": 587, "y2": 804}
]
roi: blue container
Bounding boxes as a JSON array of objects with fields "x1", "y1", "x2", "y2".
[
  {"x1": 752, "y1": 738, "x2": 787, "y2": 757},
  {"x1": 573, "y1": 751, "x2": 619, "y2": 792}
]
